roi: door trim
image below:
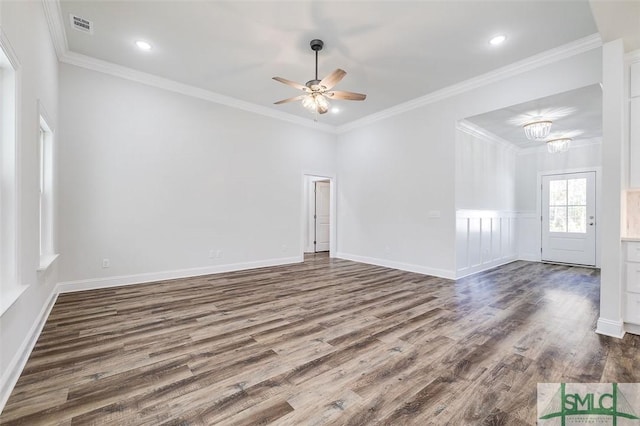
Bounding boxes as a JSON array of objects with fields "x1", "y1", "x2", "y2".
[
  {"x1": 301, "y1": 172, "x2": 336, "y2": 258},
  {"x1": 537, "y1": 167, "x2": 601, "y2": 268},
  {"x1": 314, "y1": 180, "x2": 330, "y2": 253}
]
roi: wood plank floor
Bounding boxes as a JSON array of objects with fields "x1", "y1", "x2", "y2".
[{"x1": 2, "y1": 255, "x2": 639, "y2": 425}]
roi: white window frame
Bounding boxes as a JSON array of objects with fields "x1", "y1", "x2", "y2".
[
  {"x1": 0, "y1": 30, "x2": 25, "y2": 316},
  {"x1": 37, "y1": 104, "x2": 58, "y2": 272}
]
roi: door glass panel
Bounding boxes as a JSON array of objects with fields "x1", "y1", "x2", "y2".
[
  {"x1": 549, "y1": 206, "x2": 567, "y2": 232},
  {"x1": 568, "y1": 206, "x2": 586, "y2": 233},
  {"x1": 548, "y1": 177, "x2": 588, "y2": 234},
  {"x1": 568, "y1": 178, "x2": 586, "y2": 205},
  {"x1": 549, "y1": 180, "x2": 567, "y2": 206}
]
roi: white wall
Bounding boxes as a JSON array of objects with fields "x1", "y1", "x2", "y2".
[
  {"x1": 455, "y1": 123, "x2": 516, "y2": 212},
  {"x1": 0, "y1": 0, "x2": 59, "y2": 409},
  {"x1": 335, "y1": 105, "x2": 457, "y2": 278},
  {"x1": 515, "y1": 142, "x2": 603, "y2": 261},
  {"x1": 57, "y1": 63, "x2": 337, "y2": 286},
  {"x1": 336, "y1": 48, "x2": 603, "y2": 279},
  {"x1": 455, "y1": 122, "x2": 518, "y2": 277}
]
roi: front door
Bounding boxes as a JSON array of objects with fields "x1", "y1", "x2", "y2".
[
  {"x1": 314, "y1": 181, "x2": 330, "y2": 252},
  {"x1": 541, "y1": 171, "x2": 596, "y2": 266}
]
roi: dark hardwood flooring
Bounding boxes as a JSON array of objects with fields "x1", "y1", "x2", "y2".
[{"x1": 1, "y1": 255, "x2": 639, "y2": 425}]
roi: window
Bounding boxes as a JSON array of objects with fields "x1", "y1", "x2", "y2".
[
  {"x1": 549, "y1": 178, "x2": 587, "y2": 233},
  {"x1": 38, "y1": 110, "x2": 57, "y2": 271},
  {"x1": 0, "y1": 35, "x2": 22, "y2": 316}
]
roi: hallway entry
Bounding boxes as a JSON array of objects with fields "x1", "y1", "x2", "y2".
[
  {"x1": 303, "y1": 175, "x2": 333, "y2": 255},
  {"x1": 314, "y1": 180, "x2": 330, "y2": 252}
]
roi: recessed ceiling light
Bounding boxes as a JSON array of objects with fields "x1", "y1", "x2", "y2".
[
  {"x1": 489, "y1": 35, "x2": 507, "y2": 46},
  {"x1": 331, "y1": 107, "x2": 340, "y2": 114},
  {"x1": 135, "y1": 40, "x2": 152, "y2": 51}
]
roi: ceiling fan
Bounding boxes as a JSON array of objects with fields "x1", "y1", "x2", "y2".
[{"x1": 273, "y1": 39, "x2": 366, "y2": 115}]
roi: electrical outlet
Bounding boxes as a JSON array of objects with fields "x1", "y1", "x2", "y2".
[
  {"x1": 216, "y1": 250, "x2": 223, "y2": 259},
  {"x1": 102, "y1": 258, "x2": 110, "y2": 268},
  {"x1": 208, "y1": 249, "x2": 215, "y2": 259},
  {"x1": 281, "y1": 244, "x2": 287, "y2": 252}
]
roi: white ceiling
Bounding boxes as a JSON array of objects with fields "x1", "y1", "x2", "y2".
[
  {"x1": 589, "y1": 0, "x2": 640, "y2": 52},
  {"x1": 58, "y1": 0, "x2": 601, "y2": 126},
  {"x1": 465, "y1": 84, "x2": 603, "y2": 149}
]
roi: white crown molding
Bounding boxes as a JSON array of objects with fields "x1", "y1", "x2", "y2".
[
  {"x1": 0, "y1": 27, "x2": 21, "y2": 70},
  {"x1": 42, "y1": 0, "x2": 601, "y2": 135},
  {"x1": 43, "y1": 0, "x2": 335, "y2": 133},
  {"x1": 516, "y1": 136, "x2": 602, "y2": 155},
  {"x1": 456, "y1": 119, "x2": 520, "y2": 153},
  {"x1": 60, "y1": 51, "x2": 337, "y2": 134},
  {"x1": 625, "y1": 48, "x2": 640, "y2": 63},
  {"x1": 336, "y1": 33, "x2": 603, "y2": 134},
  {"x1": 41, "y1": 0, "x2": 68, "y2": 60}
]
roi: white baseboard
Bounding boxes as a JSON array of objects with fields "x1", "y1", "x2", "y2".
[
  {"x1": 625, "y1": 322, "x2": 640, "y2": 336},
  {"x1": 0, "y1": 288, "x2": 59, "y2": 413},
  {"x1": 518, "y1": 253, "x2": 541, "y2": 262},
  {"x1": 335, "y1": 252, "x2": 455, "y2": 280},
  {"x1": 0, "y1": 253, "x2": 617, "y2": 416},
  {"x1": 596, "y1": 317, "x2": 625, "y2": 338},
  {"x1": 455, "y1": 256, "x2": 518, "y2": 279},
  {"x1": 57, "y1": 256, "x2": 303, "y2": 293},
  {"x1": 0, "y1": 255, "x2": 303, "y2": 414}
]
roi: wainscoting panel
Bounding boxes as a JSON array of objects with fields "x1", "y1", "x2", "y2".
[
  {"x1": 456, "y1": 210, "x2": 517, "y2": 278},
  {"x1": 516, "y1": 211, "x2": 541, "y2": 262}
]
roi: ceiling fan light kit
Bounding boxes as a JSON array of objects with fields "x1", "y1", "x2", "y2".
[
  {"x1": 302, "y1": 92, "x2": 330, "y2": 114},
  {"x1": 273, "y1": 39, "x2": 366, "y2": 118}
]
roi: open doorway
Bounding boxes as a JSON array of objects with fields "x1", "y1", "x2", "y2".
[
  {"x1": 313, "y1": 180, "x2": 330, "y2": 252},
  {"x1": 458, "y1": 84, "x2": 603, "y2": 271},
  {"x1": 303, "y1": 175, "x2": 334, "y2": 256}
]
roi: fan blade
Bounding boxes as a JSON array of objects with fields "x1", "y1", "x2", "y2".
[
  {"x1": 274, "y1": 95, "x2": 306, "y2": 105},
  {"x1": 319, "y1": 69, "x2": 346, "y2": 90},
  {"x1": 272, "y1": 77, "x2": 308, "y2": 92},
  {"x1": 327, "y1": 90, "x2": 366, "y2": 101}
]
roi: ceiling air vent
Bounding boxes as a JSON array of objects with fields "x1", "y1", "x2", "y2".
[{"x1": 70, "y1": 14, "x2": 93, "y2": 34}]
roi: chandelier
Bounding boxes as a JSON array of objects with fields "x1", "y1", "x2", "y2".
[
  {"x1": 523, "y1": 120, "x2": 552, "y2": 141},
  {"x1": 546, "y1": 138, "x2": 571, "y2": 153}
]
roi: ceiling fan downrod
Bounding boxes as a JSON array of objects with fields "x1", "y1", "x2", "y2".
[{"x1": 310, "y1": 39, "x2": 323, "y2": 85}]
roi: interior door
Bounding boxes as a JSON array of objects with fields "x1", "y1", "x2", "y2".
[
  {"x1": 541, "y1": 172, "x2": 596, "y2": 266},
  {"x1": 314, "y1": 181, "x2": 330, "y2": 252}
]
